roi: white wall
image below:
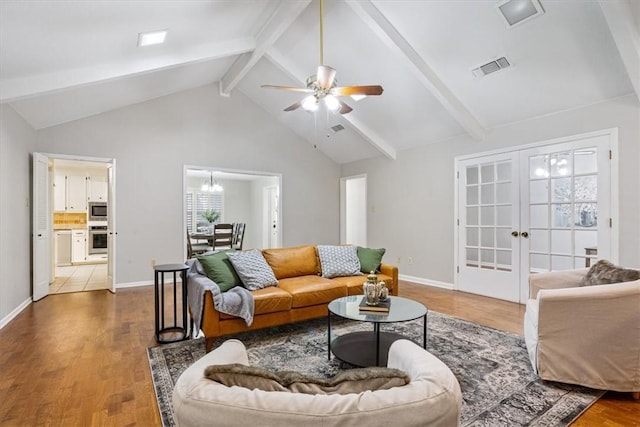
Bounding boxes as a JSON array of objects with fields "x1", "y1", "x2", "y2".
[
  {"x1": 34, "y1": 84, "x2": 341, "y2": 286},
  {"x1": 0, "y1": 105, "x2": 37, "y2": 325},
  {"x1": 341, "y1": 94, "x2": 640, "y2": 284}
]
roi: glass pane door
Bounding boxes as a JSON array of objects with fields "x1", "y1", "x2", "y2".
[
  {"x1": 458, "y1": 152, "x2": 519, "y2": 302},
  {"x1": 526, "y1": 149, "x2": 599, "y2": 272}
]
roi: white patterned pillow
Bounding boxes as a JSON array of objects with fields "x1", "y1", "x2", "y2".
[
  {"x1": 227, "y1": 249, "x2": 278, "y2": 291},
  {"x1": 317, "y1": 245, "x2": 362, "y2": 278}
]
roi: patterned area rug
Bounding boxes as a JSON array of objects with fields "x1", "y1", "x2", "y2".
[{"x1": 147, "y1": 311, "x2": 603, "y2": 427}]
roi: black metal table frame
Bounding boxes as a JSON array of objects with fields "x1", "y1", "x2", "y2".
[
  {"x1": 327, "y1": 305, "x2": 427, "y2": 367},
  {"x1": 154, "y1": 264, "x2": 189, "y2": 343}
]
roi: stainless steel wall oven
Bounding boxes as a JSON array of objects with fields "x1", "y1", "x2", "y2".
[{"x1": 89, "y1": 225, "x2": 108, "y2": 254}]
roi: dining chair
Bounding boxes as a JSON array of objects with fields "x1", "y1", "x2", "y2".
[
  {"x1": 187, "y1": 229, "x2": 209, "y2": 258},
  {"x1": 212, "y1": 223, "x2": 234, "y2": 250},
  {"x1": 232, "y1": 223, "x2": 246, "y2": 250}
]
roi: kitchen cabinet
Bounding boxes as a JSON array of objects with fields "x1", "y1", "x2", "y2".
[
  {"x1": 72, "y1": 230, "x2": 86, "y2": 263},
  {"x1": 88, "y1": 175, "x2": 108, "y2": 202},
  {"x1": 67, "y1": 175, "x2": 87, "y2": 211},
  {"x1": 55, "y1": 230, "x2": 72, "y2": 266},
  {"x1": 54, "y1": 173, "x2": 87, "y2": 212},
  {"x1": 53, "y1": 174, "x2": 67, "y2": 211}
]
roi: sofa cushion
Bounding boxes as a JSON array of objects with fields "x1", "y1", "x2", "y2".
[
  {"x1": 317, "y1": 245, "x2": 362, "y2": 278},
  {"x1": 581, "y1": 259, "x2": 640, "y2": 286},
  {"x1": 262, "y1": 245, "x2": 320, "y2": 280},
  {"x1": 204, "y1": 363, "x2": 410, "y2": 395},
  {"x1": 219, "y1": 286, "x2": 293, "y2": 319},
  {"x1": 357, "y1": 247, "x2": 386, "y2": 274},
  {"x1": 277, "y1": 276, "x2": 347, "y2": 308},
  {"x1": 197, "y1": 250, "x2": 241, "y2": 292},
  {"x1": 330, "y1": 274, "x2": 394, "y2": 296},
  {"x1": 227, "y1": 250, "x2": 278, "y2": 291}
]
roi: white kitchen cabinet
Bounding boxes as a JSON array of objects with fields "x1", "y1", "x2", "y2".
[
  {"x1": 54, "y1": 172, "x2": 87, "y2": 212},
  {"x1": 67, "y1": 175, "x2": 87, "y2": 211},
  {"x1": 55, "y1": 230, "x2": 72, "y2": 266},
  {"x1": 53, "y1": 174, "x2": 67, "y2": 211},
  {"x1": 88, "y1": 175, "x2": 108, "y2": 202},
  {"x1": 71, "y1": 230, "x2": 86, "y2": 263}
]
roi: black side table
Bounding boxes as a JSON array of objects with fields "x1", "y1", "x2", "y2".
[{"x1": 154, "y1": 263, "x2": 189, "y2": 343}]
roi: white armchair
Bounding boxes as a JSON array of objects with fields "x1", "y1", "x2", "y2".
[{"x1": 524, "y1": 268, "x2": 640, "y2": 395}]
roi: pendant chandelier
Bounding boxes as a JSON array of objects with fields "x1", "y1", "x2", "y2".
[{"x1": 201, "y1": 172, "x2": 223, "y2": 192}]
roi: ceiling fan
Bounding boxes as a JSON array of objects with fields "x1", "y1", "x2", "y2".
[{"x1": 261, "y1": 0, "x2": 383, "y2": 115}]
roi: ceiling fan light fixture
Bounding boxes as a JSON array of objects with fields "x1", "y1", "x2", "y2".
[
  {"x1": 302, "y1": 95, "x2": 319, "y2": 111},
  {"x1": 324, "y1": 95, "x2": 340, "y2": 112},
  {"x1": 350, "y1": 94, "x2": 367, "y2": 101}
]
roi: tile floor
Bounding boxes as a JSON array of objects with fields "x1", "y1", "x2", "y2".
[{"x1": 50, "y1": 263, "x2": 109, "y2": 294}]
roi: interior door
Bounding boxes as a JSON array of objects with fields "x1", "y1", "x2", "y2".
[
  {"x1": 457, "y1": 153, "x2": 520, "y2": 302},
  {"x1": 457, "y1": 131, "x2": 613, "y2": 303},
  {"x1": 32, "y1": 153, "x2": 51, "y2": 301},
  {"x1": 518, "y1": 135, "x2": 611, "y2": 299},
  {"x1": 107, "y1": 162, "x2": 116, "y2": 292},
  {"x1": 266, "y1": 186, "x2": 279, "y2": 248}
]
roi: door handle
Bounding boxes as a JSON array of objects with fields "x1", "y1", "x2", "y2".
[
  {"x1": 521, "y1": 231, "x2": 529, "y2": 238},
  {"x1": 511, "y1": 231, "x2": 519, "y2": 237}
]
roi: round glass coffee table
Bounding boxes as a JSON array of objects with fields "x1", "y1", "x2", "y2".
[{"x1": 327, "y1": 295, "x2": 428, "y2": 367}]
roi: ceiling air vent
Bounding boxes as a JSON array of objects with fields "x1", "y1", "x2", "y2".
[
  {"x1": 330, "y1": 124, "x2": 345, "y2": 133},
  {"x1": 472, "y1": 57, "x2": 511, "y2": 78}
]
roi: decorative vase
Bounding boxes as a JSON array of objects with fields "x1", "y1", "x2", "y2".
[
  {"x1": 364, "y1": 271, "x2": 381, "y2": 306},
  {"x1": 379, "y1": 282, "x2": 389, "y2": 301}
]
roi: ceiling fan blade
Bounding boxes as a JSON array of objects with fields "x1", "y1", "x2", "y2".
[
  {"x1": 338, "y1": 101, "x2": 353, "y2": 115},
  {"x1": 316, "y1": 65, "x2": 336, "y2": 90},
  {"x1": 261, "y1": 85, "x2": 313, "y2": 93},
  {"x1": 332, "y1": 85, "x2": 384, "y2": 96},
  {"x1": 284, "y1": 101, "x2": 302, "y2": 112}
]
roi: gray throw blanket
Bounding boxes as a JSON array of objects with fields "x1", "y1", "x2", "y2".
[{"x1": 186, "y1": 259, "x2": 254, "y2": 336}]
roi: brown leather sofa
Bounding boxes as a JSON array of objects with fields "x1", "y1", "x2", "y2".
[{"x1": 198, "y1": 245, "x2": 398, "y2": 351}]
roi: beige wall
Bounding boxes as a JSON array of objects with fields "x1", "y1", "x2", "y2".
[
  {"x1": 0, "y1": 105, "x2": 37, "y2": 325},
  {"x1": 33, "y1": 84, "x2": 341, "y2": 286},
  {"x1": 341, "y1": 94, "x2": 640, "y2": 285}
]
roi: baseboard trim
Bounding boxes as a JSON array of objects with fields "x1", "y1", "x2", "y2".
[
  {"x1": 399, "y1": 274, "x2": 454, "y2": 290},
  {"x1": 116, "y1": 281, "x2": 153, "y2": 289},
  {"x1": 0, "y1": 297, "x2": 32, "y2": 330}
]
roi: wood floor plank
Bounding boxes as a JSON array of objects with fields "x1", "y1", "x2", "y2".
[{"x1": 0, "y1": 281, "x2": 636, "y2": 425}]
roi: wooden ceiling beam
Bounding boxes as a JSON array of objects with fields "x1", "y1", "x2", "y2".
[
  {"x1": 219, "y1": 0, "x2": 312, "y2": 97},
  {"x1": 346, "y1": 0, "x2": 485, "y2": 141}
]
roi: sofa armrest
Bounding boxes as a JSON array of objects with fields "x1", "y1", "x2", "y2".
[
  {"x1": 534, "y1": 280, "x2": 640, "y2": 391},
  {"x1": 174, "y1": 339, "x2": 248, "y2": 391},
  {"x1": 528, "y1": 268, "x2": 588, "y2": 299},
  {"x1": 380, "y1": 263, "x2": 399, "y2": 295}
]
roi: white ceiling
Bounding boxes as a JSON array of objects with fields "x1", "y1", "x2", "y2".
[{"x1": 1, "y1": 0, "x2": 638, "y2": 164}]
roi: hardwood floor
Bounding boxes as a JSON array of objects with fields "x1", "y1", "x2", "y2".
[{"x1": 0, "y1": 281, "x2": 637, "y2": 426}]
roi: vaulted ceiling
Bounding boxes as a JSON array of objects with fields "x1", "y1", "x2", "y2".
[{"x1": 1, "y1": 1, "x2": 638, "y2": 164}]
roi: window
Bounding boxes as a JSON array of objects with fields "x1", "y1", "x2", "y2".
[{"x1": 187, "y1": 192, "x2": 223, "y2": 232}]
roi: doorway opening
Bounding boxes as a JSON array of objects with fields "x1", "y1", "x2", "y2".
[
  {"x1": 32, "y1": 153, "x2": 116, "y2": 301},
  {"x1": 183, "y1": 167, "x2": 282, "y2": 258},
  {"x1": 340, "y1": 174, "x2": 367, "y2": 246}
]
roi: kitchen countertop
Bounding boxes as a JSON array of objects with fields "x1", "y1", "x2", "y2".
[{"x1": 53, "y1": 224, "x2": 87, "y2": 230}]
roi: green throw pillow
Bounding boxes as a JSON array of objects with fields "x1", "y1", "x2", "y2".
[
  {"x1": 197, "y1": 250, "x2": 241, "y2": 292},
  {"x1": 357, "y1": 247, "x2": 386, "y2": 273}
]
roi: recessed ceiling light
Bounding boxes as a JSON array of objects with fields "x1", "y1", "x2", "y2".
[
  {"x1": 496, "y1": 0, "x2": 544, "y2": 28},
  {"x1": 137, "y1": 30, "x2": 167, "y2": 47}
]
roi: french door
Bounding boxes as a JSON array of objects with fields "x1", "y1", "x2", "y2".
[{"x1": 457, "y1": 131, "x2": 614, "y2": 303}]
